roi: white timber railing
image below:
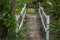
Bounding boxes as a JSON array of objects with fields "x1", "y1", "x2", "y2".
[
  {"x1": 19, "y1": 4, "x2": 26, "y2": 30},
  {"x1": 39, "y1": 6, "x2": 50, "y2": 40},
  {"x1": 16, "y1": 4, "x2": 26, "y2": 32},
  {"x1": 15, "y1": 4, "x2": 26, "y2": 39}
]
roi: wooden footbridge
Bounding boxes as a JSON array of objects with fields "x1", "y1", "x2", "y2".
[{"x1": 16, "y1": 4, "x2": 50, "y2": 40}]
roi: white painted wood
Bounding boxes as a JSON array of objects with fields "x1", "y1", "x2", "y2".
[
  {"x1": 40, "y1": 6, "x2": 47, "y2": 18},
  {"x1": 46, "y1": 16, "x2": 50, "y2": 40},
  {"x1": 19, "y1": 4, "x2": 26, "y2": 30},
  {"x1": 15, "y1": 15, "x2": 20, "y2": 39},
  {"x1": 39, "y1": 6, "x2": 50, "y2": 40},
  {"x1": 15, "y1": 4, "x2": 26, "y2": 39},
  {"x1": 39, "y1": 7, "x2": 47, "y2": 31},
  {"x1": 16, "y1": 15, "x2": 20, "y2": 33}
]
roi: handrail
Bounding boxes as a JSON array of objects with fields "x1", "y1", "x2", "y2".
[
  {"x1": 15, "y1": 4, "x2": 26, "y2": 39},
  {"x1": 39, "y1": 6, "x2": 50, "y2": 40},
  {"x1": 39, "y1": 6, "x2": 47, "y2": 18},
  {"x1": 19, "y1": 4, "x2": 26, "y2": 29},
  {"x1": 16, "y1": 4, "x2": 26, "y2": 34},
  {"x1": 39, "y1": 7, "x2": 46, "y2": 30},
  {"x1": 20, "y1": 4, "x2": 26, "y2": 17}
]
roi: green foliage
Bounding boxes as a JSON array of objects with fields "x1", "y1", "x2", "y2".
[
  {"x1": 50, "y1": 23, "x2": 60, "y2": 32},
  {"x1": 40, "y1": 0, "x2": 60, "y2": 21},
  {"x1": 14, "y1": 26, "x2": 27, "y2": 40},
  {"x1": 27, "y1": 8, "x2": 36, "y2": 14},
  {"x1": 18, "y1": 27, "x2": 27, "y2": 40},
  {"x1": 50, "y1": 34, "x2": 60, "y2": 40},
  {"x1": 16, "y1": 0, "x2": 37, "y2": 15},
  {"x1": 16, "y1": 0, "x2": 32, "y2": 15},
  {"x1": 40, "y1": 0, "x2": 60, "y2": 40},
  {"x1": 49, "y1": 0, "x2": 60, "y2": 21},
  {"x1": 0, "y1": 0, "x2": 16, "y2": 39},
  {"x1": 50, "y1": 22, "x2": 60, "y2": 40},
  {"x1": 4, "y1": 14, "x2": 16, "y2": 38}
]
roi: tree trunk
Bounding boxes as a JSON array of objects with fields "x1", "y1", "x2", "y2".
[{"x1": 11, "y1": 0, "x2": 18, "y2": 13}]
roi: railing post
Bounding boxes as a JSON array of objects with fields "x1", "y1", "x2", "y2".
[
  {"x1": 25, "y1": 4, "x2": 26, "y2": 17},
  {"x1": 15, "y1": 4, "x2": 26, "y2": 40},
  {"x1": 46, "y1": 16, "x2": 50, "y2": 40},
  {"x1": 15, "y1": 15, "x2": 20, "y2": 40},
  {"x1": 22, "y1": 4, "x2": 26, "y2": 17}
]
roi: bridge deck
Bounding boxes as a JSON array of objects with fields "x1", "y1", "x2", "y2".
[{"x1": 24, "y1": 11, "x2": 44, "y2": 40}]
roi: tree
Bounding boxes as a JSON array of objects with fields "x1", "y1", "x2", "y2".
[{"x1": 0, "y1": 0, "x2": 17, "y2": 39}]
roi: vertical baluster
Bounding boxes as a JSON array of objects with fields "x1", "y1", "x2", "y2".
[
  {"x1": 46, "y1": 16, "x2": 50, "y2": 40},
  {"x1": 15, "y1": 4, "x2": 26, "y2": 40},
  {"x1": 16, "y1": 15, "x2": 20, "y2": 40}
]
